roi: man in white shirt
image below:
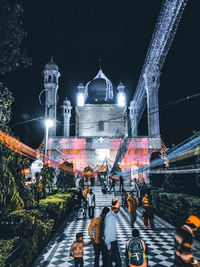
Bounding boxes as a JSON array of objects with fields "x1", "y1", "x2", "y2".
[
  {"x1": 104, "y1": 198, "x2": 122, "y2": 267},
  {"x1": 87, "y1": 189, "x2": 95, "y2": 218}
]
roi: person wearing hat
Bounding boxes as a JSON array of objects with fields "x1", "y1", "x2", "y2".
[
  {"x1": 174, "y1": 215, "x2": 200, "y2": 266},
  {"x1": 104, "y1": 198, "x2": 122, "y2": 267}
]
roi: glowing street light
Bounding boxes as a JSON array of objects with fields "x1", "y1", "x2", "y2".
[
  {"x1": 45, "y1": 118, "x2": 54, "y2": 128},
  {"x1": 117, "y1": 92, "x2": 126, "y2": 107},
  {"x1": 44, "y1": 118, "x2": 54, "y2": 160}
]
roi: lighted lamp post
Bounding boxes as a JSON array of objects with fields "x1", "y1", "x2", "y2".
[{"x1": 44, "y1": 118, "x2": 53, "y2": 162}]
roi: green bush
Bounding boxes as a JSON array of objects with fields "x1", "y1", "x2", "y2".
[
  {"x1": 151, "y1": 190, "x2": 200, "y2": 240},
  {"x1": 0, "y1": 239, "x2": 15, "y2": 267},
  {"x1": 1, "y1": 193, "x2": 74, "y2": 267}
]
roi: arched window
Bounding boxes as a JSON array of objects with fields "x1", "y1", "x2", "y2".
[{"x1": 98, "y1": 121, "x2": 104, "y2": 131}]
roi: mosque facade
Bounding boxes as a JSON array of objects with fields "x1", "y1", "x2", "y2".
[{"x1": 43, "y1": 59, "x2": 161, "y2": 175}]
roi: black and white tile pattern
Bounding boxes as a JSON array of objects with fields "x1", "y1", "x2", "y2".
[{"x1": 33, "y1": 186, "x2": 200, "y2": 267}]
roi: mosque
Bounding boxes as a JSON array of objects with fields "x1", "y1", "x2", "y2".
[{"x1": 42, "y1": 59, "x2": 161, "y2": 178}]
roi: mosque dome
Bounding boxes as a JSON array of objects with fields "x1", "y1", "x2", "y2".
[
  {"x1": 85, "y1": 69, "x2": 113, "y2": 104},
  {"x1": 44, "y1": 57, "x2": 58, "y2": 71}
]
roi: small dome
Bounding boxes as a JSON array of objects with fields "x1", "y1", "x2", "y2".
[
  {"x1": 85, "y1": 69, "x2": 113, "y2": 103},
  {"x1": 63, "y1": 97, "x2": 71, "y2": 106},
  {"x1": 44, "y1": 57, "x2": 58, "y2": 71},
  {"x1": 87, "y1": 78, "x2": 107, "y2": 103}
]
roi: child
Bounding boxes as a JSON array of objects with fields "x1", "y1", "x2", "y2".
[
  {"x1": 69, "y1": 232, "x2": 91, "y2": 266},
  {"x1": 125, "y1": 229, "x2": 148, "y2": 267}
]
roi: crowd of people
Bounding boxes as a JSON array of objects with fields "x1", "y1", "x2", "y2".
[{"x1": 70, "y1": 177, "x2": 200, "y2": 267}]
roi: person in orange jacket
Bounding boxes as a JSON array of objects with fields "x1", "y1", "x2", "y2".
[
  {"x1": 127, "y1": 192, "x2": 137, "y2": 228},
  {"x1": 142, "y1": 193, "x2": 155, "y2": 230},
  {"x1": 174, "y1": 215, "x2": 200, "y2": 267},
  {"x1": 83, "y1": 186, "x2": 89, "y2": 199},
  {"x1": 69, "y1": 232, "x2": 92, "y2": 266}
]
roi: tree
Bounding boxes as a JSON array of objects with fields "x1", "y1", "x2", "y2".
[
  {"x1": 0, "y1": 0, "x2": 31, "y2": 74},
  {"x1": 0, "y1": 147, "x2": 24, "y2": 212},
  {"x1": 40, "y1": 164, "x2": 56, "y2": 198},
  {"x1": 57, "y1": 161, "x2": 75, "y2": 191},
  {"x1": 0, "y1": 83, "x2": 14, "y2": 131}
]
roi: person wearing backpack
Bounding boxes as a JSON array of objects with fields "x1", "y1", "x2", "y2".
[{"x1": 125, "y1": 229, "x2": 148, "y2": 267}]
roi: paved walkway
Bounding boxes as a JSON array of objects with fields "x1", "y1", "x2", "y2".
[{"x1": 32, "y1": 186, "x2": 200, "y2": 267}]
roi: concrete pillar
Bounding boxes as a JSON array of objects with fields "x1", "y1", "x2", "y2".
[
  {"x1": 129, "y1": 100, "x2": 138, "y2": 136},
  {"x1": 143, "y1": 69, "x2": 160, "y2": 137}
]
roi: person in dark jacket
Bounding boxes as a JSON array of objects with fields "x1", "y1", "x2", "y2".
[
  {"x1": 109, "y1": 177, "x2": 116, "y2": 196},
  {"x1": 174, "y1": 215, "x2": 200, "y2": 267},
  {"x1": 119, "y1": 175, "x2": 124, "y2": 192},
  {"x1": 73, "y1": 193, "x2": 80, "y2": 218}
]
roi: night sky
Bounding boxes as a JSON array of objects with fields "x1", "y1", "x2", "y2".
[{"x1": 2, "y1": 0, "x2": 200, "y2": 148}]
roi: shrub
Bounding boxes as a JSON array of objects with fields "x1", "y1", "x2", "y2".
[
  {"x1": 0, "y1": 193, "x2": 74, "y2": 267},
  {"x1": 151, "y1": 190, "x2": 200, "y2": 240},
  {"x1": 0, "y1": 239, "x2": 15, "y2": 267}
]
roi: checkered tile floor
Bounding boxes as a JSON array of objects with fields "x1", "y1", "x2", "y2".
[{"x1": 32, "y1": 186, "x2": 200, "y2": 267}]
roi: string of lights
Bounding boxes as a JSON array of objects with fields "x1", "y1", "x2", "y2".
[{"x1": 132, "y1": 0, "x2": 188, "y2": 123}]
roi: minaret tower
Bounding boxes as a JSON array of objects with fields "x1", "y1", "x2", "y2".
[
  {"x1": 43, "y1": 57, "x2": 61, "y2": 136},
  {"x1": 61, "y1": 97, "x2": 72, "y2": 137}
]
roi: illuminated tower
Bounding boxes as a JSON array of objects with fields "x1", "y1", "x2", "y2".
[
  {"x1": 61, "y1": 97, "x2": 72, "y2": 137},
  {"x1": 77, "y1": 82, "x2": 85, "y2": 106},
  {"x1": 43, "y1": 58, "x2": 61, "y2": 136},
  {"x1": 117, "y1": 82, "x2": 126, "y2": 106}
]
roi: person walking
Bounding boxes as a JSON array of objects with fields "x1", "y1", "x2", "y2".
[
  {"x1": 77, "y1": 188, "x2": 83, "y2": 207},
  {"x1": 82, "y1": 196, "x2": 87, "y2": 219},
  {"x1": 87, "y1": 189, "x2": 95, "y2": 218},
  {"x1": 127, "y1": 192, "x2": 137, "y2": 228},
  {"x1": 174, "y1": 215, "x2": 200, "y2": 267},
  {"x1": 119, "y1": 175, "x2": 124, "y2": 192},
  {"x1": 122, "y1": 190, "x2": 128, "y2": 209},
  {"x1": 73, "y1": 193, "x2": 80, "y2": 219},
  {"x1": 88, "y1": 207, "x2": 110, "y2": 267},
  {"x1": 142, "y1": 193, "x2": 155, "y2": 229},
  {"x1": 125, "y1": 229, "x2": 149, "y2": 267},
  {"x1": 104, "y1": 198, "x2": 122, "y2": 267},
  {"x1": 109, "y1": 177, "x2": 116, "y2": 196},
  {"x1": 69, "y1": 232, "x2": 92, "y2": 267},
  {"x1": 84, "y1": 186, "x2": 89, "y2": 199}
]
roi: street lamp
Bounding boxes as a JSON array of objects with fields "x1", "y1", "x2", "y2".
[{"x1": 44, "y1": 118, "x2": 53, "y2": 162}]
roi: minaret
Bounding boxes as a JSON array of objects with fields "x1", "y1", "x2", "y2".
[
  {"x1": 61, "y1": 97, "x2": 72, "y2": 137},
  {"x1": 117, "y1": 82, "x2": 126, "y2": 106},
  {"x1": 43, "y1": 57, "x2": 61, "y2": 136},
  {"x1": 77, "y1": 82, "x2": 85, "y2": 106}
]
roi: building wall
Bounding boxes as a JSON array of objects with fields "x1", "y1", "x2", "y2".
[
  {"x1": 75, "y1": 104, "x2": 128, "y2": 137},
  {"x1": 47, "y1": 136, "x2": 162, "y2": 171}
]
